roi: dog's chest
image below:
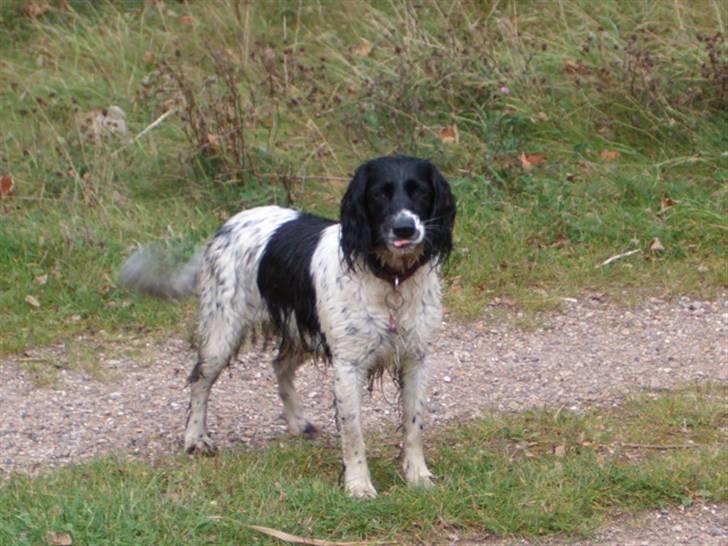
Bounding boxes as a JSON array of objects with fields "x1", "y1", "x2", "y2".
[{"x1": 317, "y1": 271, "x2": 441, "y2": 363}]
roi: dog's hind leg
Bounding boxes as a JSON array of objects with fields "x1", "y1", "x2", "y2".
[
  {"x1": 273, "y1": 347, "x2": 317, "y2": 436},
  {"x1": 184, "y1": 285, "x2": 246, "y2": 454}
]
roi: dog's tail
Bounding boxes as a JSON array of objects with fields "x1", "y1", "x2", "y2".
[{"x1": 119, "y1": 246, "x2": 202, "y2": 299}]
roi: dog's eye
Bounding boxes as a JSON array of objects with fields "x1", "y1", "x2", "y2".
[
  {"x1": 405, "y1": 179, "x2": 423, "y2": 196},
  {"x1": 379, "y1": 182, "x2": 395, "y2": 199}
]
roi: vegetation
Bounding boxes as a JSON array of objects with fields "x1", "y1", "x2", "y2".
[
  {"x1": 1, "y1": 386, "x2": 725, "y2": 545},
  {"x1": 0, "y1": 2, "x2": 725, "y2": 543},
  {"x1": 0, "y1": 0, "x2": 725, "y2": 351}
]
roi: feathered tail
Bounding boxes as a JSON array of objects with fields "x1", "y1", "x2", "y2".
[{"x1": 119, "y1": 246, "x2": 202, "y2": 299}]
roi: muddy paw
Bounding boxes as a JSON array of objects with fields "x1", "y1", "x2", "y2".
[
  {"x1": 184, "y1": 434, "x2": 218, "y2": 456},
  {"x1": 346, "y1": 479, "x2": 378, "y2": 499},
  {"x1": 403, "y1": 461, "x2": 434, "y2": 488}
]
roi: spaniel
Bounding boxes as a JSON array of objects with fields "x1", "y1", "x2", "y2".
[{"x1": 121, "y1": 155, "x2": 456, "y2": 498}]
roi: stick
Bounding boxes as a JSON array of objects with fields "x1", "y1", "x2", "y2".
[
  {"x1": 245, "y1": 524, "x2": 379, "y2": 545},
  {"x1": 133, "y1": 109, "x2": 177, "y2": 141},
  {"x1": 596, "y1": 248, "x2": 641, "y2": 268},
  {"x1": 620, "y1": 442, "x2": 698, "y2": 450}
]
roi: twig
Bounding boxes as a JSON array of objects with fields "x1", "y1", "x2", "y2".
[
  {"x1": 620, "y1": 442, "x2": 698, "y2": 450},
  {"x1": 244, "y1": 524, "x2": 380, "y2": 545},
  {"x1": 596, "y1": 248, "x2": 641, "y2": 268},
  {"x1": 133, "y1": 109, "x2": 177, "y2": 141},
  {"x1": 111, "y1": 109, "x2": 177, "y2": 157},
  {"x1": 253, "y1": 173, "x2": 349, "y2": 182}
]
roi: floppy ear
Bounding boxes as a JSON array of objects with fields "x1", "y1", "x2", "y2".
[
  {"x1": 427, "y1": 162, "x2": 457, "y2": 263},
  {"x1": 339, "y1": 163, "x2": 371, "y2": 270}
]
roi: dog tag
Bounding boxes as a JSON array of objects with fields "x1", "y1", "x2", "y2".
[{"x1": 388, "y1": 312, "x2": 398, "y2": 333}]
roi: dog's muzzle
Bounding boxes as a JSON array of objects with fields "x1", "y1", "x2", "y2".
[{"x1": 387, "y1": 210, "x2": 424, "y2": 250}]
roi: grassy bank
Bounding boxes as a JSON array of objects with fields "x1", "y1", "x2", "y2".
[
  {"x1": 1, "y1": 386, "x2": 725, "y2": 544},
  {"x1": 0, "y1": 0, "x2": 726, "y2": 352}
]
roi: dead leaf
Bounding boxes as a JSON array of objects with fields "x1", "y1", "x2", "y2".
[
  {"x1": 23, "y1": 2, "x2": 51, "y2": 18},
  {"x1": 35, "y1": 274, "x2": 48, "y2": 285},
  {"x1": 438, "y1": 124, "x2": 459, "y2": 144},
  {"x1": 205, "y1": 134, "x2": 221, "y2": 154},
  {"x1": 0, "y1": 175, "x2": 14, "y2": 198},
  {"x1": 350, "y1": 40, "x2": 371, "y2": 57},
  {"x1": 519, "y1": 152, "x2": 546, "y2": 170},
  {"x1": 660, "y1": 196, "x2": 678, "y2": 212},
  {"x1": 600, "y1": 149, "x2": 621, "y2": 162},
  {"x1": 246, "y1": 524, "x2": 365, "y2": 545},
  {"x1": 25, "y1": 295, "x2": 41, "y2": 308},
  {"x1": 563, "y1": 60, "x2": 591, "y2": 77},
  {"x1": 46, "y1": 531, "x2": 72, "y2": 546},
  {"x1": 177, "y1": 15, "x2": 194, "y2": 25},
  {"x1": 553, "y1": 444, "x2": 566, "y2": 457},
  {"x1": 650, "y1": 237, "x2": 665, "y2": 252}
]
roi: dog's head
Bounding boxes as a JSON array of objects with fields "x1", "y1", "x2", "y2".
[{"x1": 340, "y1": 155, "x2": 456, "y2": 274}]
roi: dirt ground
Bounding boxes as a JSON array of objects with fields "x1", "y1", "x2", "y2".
[{"x1": 1, "y1": 293, "x2": 726, "y2": 545}]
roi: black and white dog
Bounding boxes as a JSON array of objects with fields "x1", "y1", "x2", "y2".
[{"x1": 121, "y1": 155, "x2": 456, "y2": 498}]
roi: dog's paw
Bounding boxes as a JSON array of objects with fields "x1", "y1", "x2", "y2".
[
  {"x1": 287, "y1": 419, "x2": 319, "y2": 438},
  {"x1": 346, "y1": 479, "x2": 378, "y2": 500},
  {"x1": 403, "y1": 460, "x2": 434, "y2": 489},
  {"x1": 184, "y1": 434, "x2": 218, "y2": 456}
]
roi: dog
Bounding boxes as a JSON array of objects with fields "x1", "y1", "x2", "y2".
[{"x1": 120, "y1": 155, "x2": 456, "y2": 498}]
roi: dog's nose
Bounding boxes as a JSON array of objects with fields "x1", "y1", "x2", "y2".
[{"x1": 392, "y1": 216, "x2": 417, "y2": 239}]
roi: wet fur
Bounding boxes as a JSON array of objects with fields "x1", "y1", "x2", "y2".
[{"x1": 120, "y1": 155, "x2": 456, "y2": 498}]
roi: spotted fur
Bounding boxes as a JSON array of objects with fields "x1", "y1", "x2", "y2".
[{"x1": 120, "y1": 155, "x2": 456, "y2": 498}]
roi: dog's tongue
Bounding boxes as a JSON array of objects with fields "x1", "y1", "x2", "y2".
[{"x1": 393, "y1": 240, "x2": 412, "y2": 248}]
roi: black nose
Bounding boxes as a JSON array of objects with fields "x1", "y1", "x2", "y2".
[{"x1": 392, "y1": 216, "x2": 416, "y2": 239}]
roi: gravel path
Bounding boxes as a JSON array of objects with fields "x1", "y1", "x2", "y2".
[{"x1": 1, "y1": 294, "x2": 726, "y2": 544}]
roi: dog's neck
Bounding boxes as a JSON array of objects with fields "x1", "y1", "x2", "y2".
[{"x1": 369, "y1": 248, "x2": 428, "y2": 286}]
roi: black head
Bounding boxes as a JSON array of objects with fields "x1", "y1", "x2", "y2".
[{"x1": 340, "y1": 155, "x2": 456, "y2": 275}]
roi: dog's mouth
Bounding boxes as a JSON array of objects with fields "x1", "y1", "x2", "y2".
[
  {"x1": 392, "y1": 239, "x2": 416, "y2": 249},
  {"x1": 385, "y1": 236, "x2": 424, "y2": 255}
]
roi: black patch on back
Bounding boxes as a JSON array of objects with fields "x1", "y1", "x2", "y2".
[{"x1": 257, "y1": 213, "x2": 336, "y2": 354}]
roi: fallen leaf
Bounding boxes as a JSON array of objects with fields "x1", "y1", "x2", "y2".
[
  {"x1": 177, "y1": 15, "x2": 194, "y2": 25},
  {"x1": 46, "y1": 531, "x2": 72, "y2": 546},
  {"x1": 35, "y1": 274, "x2": 48, "y2": 285},
  {"x1": 563, "y1": 60, "x2": 591, "y2": 76},
  {"x1": 0, "y1": 174, "x2": 14, "y2": 198},
  {"x1": 553, "y1": 444, "x2": 566, "y2": 457},
  {"x1": 600, "y1": 149, "x2": 621, "y2": 161},
  {"x1": 519, "y1": 152, "x2": 546, "y2": 170},
  {"x1": 350, "y1": 40, "x2": 371, "y2": 57},
  {"x1": 660, "y1": 196, "x2": 678, "y2": 212},
  {"x1": 25, "y1": 295, "x2": 41, "y2": 308},
  {"x1": 23, "y1": 2, "x2": 51, "y2": 18},
  {"x1": 438, "y1": 124, "x2": 459, "y2": 144},
  {"x1": 205, "y1": 133, "x2": 221, "y2": 154},
  {"x1": 650, "y1": 237, "x2": 665, "y2": 252}
]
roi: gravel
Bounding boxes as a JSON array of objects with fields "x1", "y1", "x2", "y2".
[{"x1": 1, "y1": 294, "x2": 726, "y2": 544}]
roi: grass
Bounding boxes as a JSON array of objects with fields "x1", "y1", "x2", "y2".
[
  {"x1": 0, "y1": 0, "x2": 725, "y2": 352},
  {"x1": 0, "y1": 3, "x2": 725, "y2": 541},
  {"x1": 1, "y1": 386, "x2": 725, "y2": 544}
]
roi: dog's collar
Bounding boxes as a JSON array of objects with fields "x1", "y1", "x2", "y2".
[{"x1": 369, "y1": 255, "x2": 428, "y2": 287}]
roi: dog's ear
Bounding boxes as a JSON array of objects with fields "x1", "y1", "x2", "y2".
[
  {"x1": 427, "y1": 162, "x2": 457, "y2": 263},
  {"x1": 340, "y1": 162, "x2": 371, "y2": 270}
]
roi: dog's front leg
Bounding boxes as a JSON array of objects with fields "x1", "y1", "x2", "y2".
[
  {"x1": 334, "y1": 361, "x2": 376, "y2": 499},
  {"x1": 400, "y1": 357, "x2": 434, "y2": 488}
]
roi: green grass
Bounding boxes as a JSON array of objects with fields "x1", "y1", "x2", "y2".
[
  {"x1": 0, "y1": 0, "x2": 726, "y2": 352},
  {"x1": 1, "y1": 386, "x2": 725, "y2": 544}
]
